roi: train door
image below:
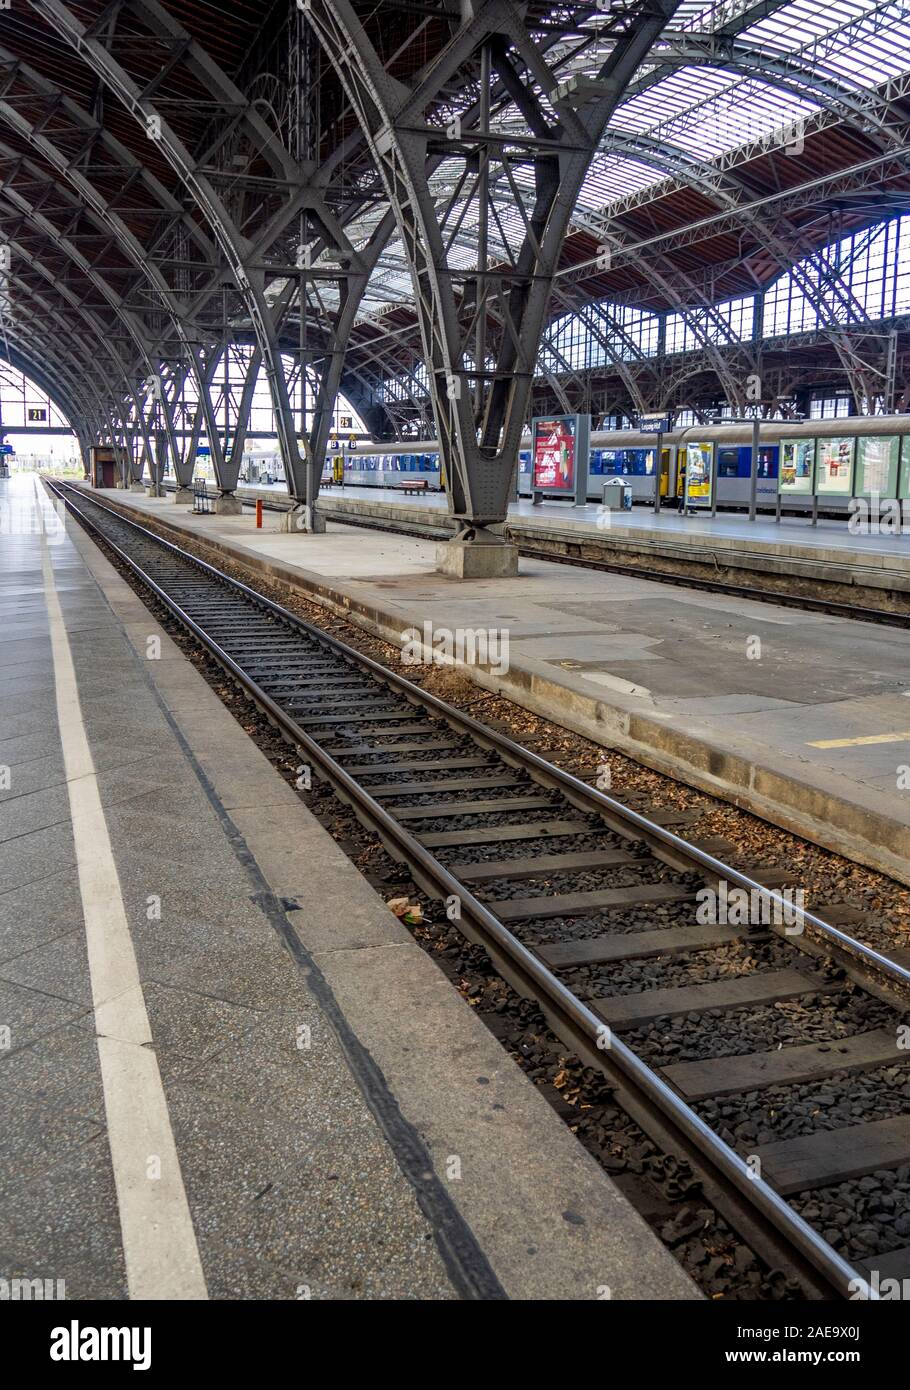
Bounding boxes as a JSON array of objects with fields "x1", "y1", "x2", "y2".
[
  {"x1": 658, "y1": 447, "x2": 671, "y2": 497},
  {"x1": 675, "y1": 446, "x2": 687, "y2": 500}
]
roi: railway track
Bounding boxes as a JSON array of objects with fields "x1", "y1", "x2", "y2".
[
  {"x1": 326, "y1": 506, "x2": 910, "y2": 630},
  {"x1": 187, "y1": 480, "x2": 910, "y2": 628},
  {"x1": 50, "y1": 479, "x2": 910, "y2": 1300},
  {"x1": 189, "y1": 482, "x2": 910, "y2": 630}
]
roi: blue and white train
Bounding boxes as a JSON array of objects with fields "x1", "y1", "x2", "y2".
[{"x1": 325, "y1": 416, "x2": 910, "y2": 514}]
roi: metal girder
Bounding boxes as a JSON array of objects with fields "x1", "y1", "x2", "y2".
[
  {"x1": 222, "y1": 344, "x2": 262, "y2": 489},
  {"x1": 298, "y1": 207, "x2": 399, "y2": 506},
  {"x1": 592, "y1": 130, "x2": 904, "y2": 409},
  {"x1": 0, "y1": 229, "x2": 156, "y2": 466},
  {"x1": 0, "y1": 173, "x2": 167, "y2": 405},
  {"x1": 5, "y1": 0, "x2": 907, "y2": 490},
  {"x1": 0, "y1": 282, "x2": 109, "y2": 412},
  {"x1": 0, "y1": 132, "x2": 191, "y2": 461},
  {"x1": 0, "y1": 243, "x2": 135, "y2": 415},
  {"x1": 527, "y1": 308, "x2": 910, "y2": 422},
  {"x1": 30, "y1": 0, "x2": 309, "y2": 494},
  {"x1": 26, "y1": 0, "x2": 413, "y2": 511},
  {"x1": 304, "y1": 0, "x2": 684, "y2": 529},
  {"x1": 0, "y1": 43, "x2": 239, "y2": 463},
  {"x1": 541, "y1": 295, "x2": 652, "y2": 414},
  {"x1": 335, "y1": 2, "x2": 910, "y2": 423}
]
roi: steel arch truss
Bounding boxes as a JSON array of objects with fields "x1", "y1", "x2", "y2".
[{"x1": 303, "y1": 0, "x2": 683, "y2": 529}]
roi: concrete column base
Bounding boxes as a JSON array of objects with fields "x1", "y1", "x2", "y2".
[
  {"x1": 436, "y1": 538, "x2": 519, "y2": 579},
  {"x1": 146, "y1": 483, "x2": 166, "y2": 497},
  {"x1": 129, "y1": 481, "x2": 146, "y2": 492},
  {"x1": 173, "y1": 486, "x2": 194, "y2": 504},
  {"x1": 281, "y1": 503, "x2": 326, "y2": 534},
  {"x1": 214, "y1": 493, "x2": 243, "y2": 516}
]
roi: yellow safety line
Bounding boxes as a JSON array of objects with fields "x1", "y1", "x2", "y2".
[{"x1": 808, "y1": 731, "x2": 910, "y2": 749}]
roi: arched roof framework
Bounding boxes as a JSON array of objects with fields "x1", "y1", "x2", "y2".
[{"x1": 0, "y1": 0, "x2": 905, "y2": 502}]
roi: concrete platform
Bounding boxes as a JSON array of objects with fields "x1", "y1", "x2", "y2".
[
  {"x1": 82, "y1": 481, "x2": 910, "y2": 888},
  {"x1": 222, "y1": 480, "x2": 910, "y2": 600},
  {"x1": 0, "y1": 474, "x2": 697, "y2": 1301}
]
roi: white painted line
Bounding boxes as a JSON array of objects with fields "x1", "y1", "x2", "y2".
[{"x1": 36, "y1": 480, "x2": 207, "y2": 1300}]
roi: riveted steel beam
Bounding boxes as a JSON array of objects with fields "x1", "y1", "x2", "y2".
[
  {"x1": 305, "y1": 0, "x2": 684, "y2": 528},
  {"x1": 30, "y1": 0, "x2": 309, "y2": 496}
]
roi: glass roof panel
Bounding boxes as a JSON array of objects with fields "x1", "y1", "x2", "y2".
[{"x1": 354, "y1": 0, "x2": 910, "y2": 330}]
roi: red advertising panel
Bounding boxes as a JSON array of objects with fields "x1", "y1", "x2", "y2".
[{"x1": 532, "y1": 417, "x2": 576, "y2": 491}]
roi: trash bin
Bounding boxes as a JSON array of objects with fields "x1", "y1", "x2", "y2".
[{"x1": 601, "y1": 478, "x2": 625, "y2": 510}]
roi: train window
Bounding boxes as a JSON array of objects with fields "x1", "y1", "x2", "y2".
[
  {"x1": 717, "y1": 447, "x2": 739, "y2": 478},
  {"x1": 757, "y1": 447, "x2": 778, "y2": 478}
]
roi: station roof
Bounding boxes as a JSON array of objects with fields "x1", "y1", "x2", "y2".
[{"x1": 0, "y1": 0, "x2": 908, "y2": 417}]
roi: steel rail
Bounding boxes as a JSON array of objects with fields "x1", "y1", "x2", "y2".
[
  {"x1": 175, "y1": 484, "x2": 910, "y2": 631},
  {"x1": 48, "y1": 477, "x2": 890, "y2": 1301},
  {"x1": 319, "y1": 504, "x2": 910, "y2": 631}
]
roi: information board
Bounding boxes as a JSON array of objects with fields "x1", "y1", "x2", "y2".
[
  {"x1": 816, "y1": 436, "x2": 855, "y2": 494},
  {"x1": 857, "y1": 435, "x2": 899, "y2": 496},
  {"x1": 638, "y1": 413, "x2": 670, "y2": 434},
  {"x1": 779, "y1": 438, "x2": 815, "y2": 495}
]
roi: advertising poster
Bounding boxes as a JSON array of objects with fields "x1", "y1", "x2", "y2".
[
  {"x1": 857, "y1": 435, "x2": 899, "y2": 496},
  {"x1": 779, "y1": 439, "x2": 815, "y2": 494},
  {"x1": 816, "y1": 436, "x2": 855, "y2": 494},
  {"x1": 685, "y1": 441, "x2": 713, "y2": 506},
  {"x1": 532, "y1": 416, "x2": 576, "y2": 491}
]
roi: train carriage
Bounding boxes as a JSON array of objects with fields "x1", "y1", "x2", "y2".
[{"x1": 334, "y1": 416, "x2": 910, "y2": 516}]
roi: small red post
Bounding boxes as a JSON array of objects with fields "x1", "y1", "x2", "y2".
[{"x1": 255, "y1": 498, "x2": 263, "y2": 528}]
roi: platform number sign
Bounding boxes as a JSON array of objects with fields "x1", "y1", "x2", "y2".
[{"x1": 27, "y1": 407, "x2": 47, "y2": 422}]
